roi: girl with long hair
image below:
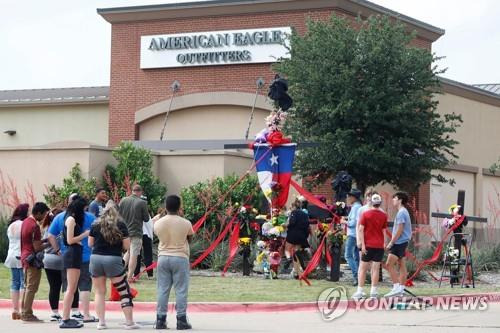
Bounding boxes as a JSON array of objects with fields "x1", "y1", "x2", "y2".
[
  {"x1": 89, "y1": 200, "x2": 138, "y2": 330},
  {"x1": 4, "y1": 203, "x2": 29, "y2": 320},
  {"x1": 60, "y1": 198, "x2": 89, "y2": 329}
]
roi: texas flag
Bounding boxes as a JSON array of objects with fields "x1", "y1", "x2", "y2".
[{"x1": 253, "y1": 143, "x2": 296, "y2": 208}]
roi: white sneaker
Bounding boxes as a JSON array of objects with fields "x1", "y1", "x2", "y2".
[
  {"x1": 351, "y1": 290, "x2": 366, "y2": 300},
  {"x1": 97, "y1": 323, "x2": 107, "y2": 330},
  {"x1": 123, "y1": 322, "x2": 140, "y2": 330},
  {"x1": 384, "y1": 287, "x2": 404, "y2": 297},
  {"x1": 369, "y1": 292, "x2": 378, "y2": 299}
]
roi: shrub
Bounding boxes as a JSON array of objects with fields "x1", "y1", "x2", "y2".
[
  {"x1": 473, "y1": 243, "x2": 500, "y2": 272},
  {"x1": 44, "y1": 163, "x2": 97, "y2": 208},
  {"x1": 181, "y1": 174, "x2": 263, "y2": 231},
  {"x1": 104, "y1": 142, "x2": 166, "y2": 213}
]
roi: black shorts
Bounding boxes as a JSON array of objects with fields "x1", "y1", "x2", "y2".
[
  {"x1": 78, "y1": 262, "x2": 92, "y2": 291},
  {"x1": 63, "y1": 245, "x2": 82, "y2": 269},
  {"x1": 361, "y1": 248, "x2": 384, "y2": 262},
  {"x1": 389, "y1": 242, "x2": 408, "y2": 259}
]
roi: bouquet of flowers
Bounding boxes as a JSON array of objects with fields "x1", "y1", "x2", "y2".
[{"x1": 327, "y1": 223, "x2": 345, "y2": 248}]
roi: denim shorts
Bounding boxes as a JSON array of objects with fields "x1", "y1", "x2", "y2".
[{"x1": 10, "y1": 268, "x2": 24, "y2": 291}]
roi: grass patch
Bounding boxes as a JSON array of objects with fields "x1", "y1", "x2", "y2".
[{"x1": 0, "y1": 265, "x2": 498, "y2": 302}]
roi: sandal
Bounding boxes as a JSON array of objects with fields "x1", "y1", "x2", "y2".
[{"x1": 83, "y1": 316, "x2": 99, "y2": 323}]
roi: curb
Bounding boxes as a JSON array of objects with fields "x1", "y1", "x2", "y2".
[{"x1": 1, "y1": 293, "x2": 499, "y2": 313}]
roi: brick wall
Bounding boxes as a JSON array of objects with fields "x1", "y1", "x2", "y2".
[
  {"x1": 108, "y1": 6, "x2": 433, "y2": 218},
  {"x1": 108, "y1": 7, "x2": 432, "y2": 146}
]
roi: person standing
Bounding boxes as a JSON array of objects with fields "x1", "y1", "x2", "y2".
[
  {"x1": 89, "y1": 188, "x2": 108, "y2": 218},
  {"x1": 134, "y1": 217, "x2": 154, "y2": 279},
  {"x1": 283, "y1": 198, "x2": 310, "y2": 274},
  {"x1": 4, "y1": 203, "x2": 29, "y2": 320},
  {"x1": 20, "y1": 202, "x2": 50, "y2": 322},
  {"x1": 48, "y1": 193, "x2": 96, "y2": 322},
  {"x1": 342, "y1": 189, "x2": 362, "y2": 286},
  {"x1": 384, "y1": 192, "x2": 412, "y2": 297},
  {"x1": 154, "y1": 195, "x2": 193, "y2": 330},
  {"x1": 89, "y1": 200, "x2": 139, "y2": 330},
  {"x1": 119, "y1": 184, "x2": 150, "y2": 282},
  {"x1": 41, "y1": 208, "x2": 65, "y2": 321},
  {"x1": 352, "y1": 194, "x2": 388, "y2": 300},
  {"x1": 60, "y1": 198, "x2": 89, "y2": 329}
]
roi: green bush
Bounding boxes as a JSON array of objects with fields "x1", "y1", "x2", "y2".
[
  {"x1": 0, "y1": 216, "x2": 9, "y2": 262},
  {"x1": 181, "y1": 174, "x2": 263, "y2": 231},
  {"x1": 183, "y1": 174, "x2": 264, "y2": 271},
  {"x1": 473, "y1": 243, "x2": 500, "y2": 272},
  {"x1": 44, "y1": 163, "x2": 97, "y2": 208},
  {"x1": 104, "y1": 142, "x2": 166, "y2": 213}
]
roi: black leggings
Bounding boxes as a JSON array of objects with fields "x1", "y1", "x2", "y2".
[{"x1": 45, "y1": 269, "x2": 79, "y2": 310}]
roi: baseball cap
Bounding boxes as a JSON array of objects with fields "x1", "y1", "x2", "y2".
[{"x1": 371, "y1": 194, "x2": 382, "y2": 205}]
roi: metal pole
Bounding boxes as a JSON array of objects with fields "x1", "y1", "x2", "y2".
[
  {"x1": 160, "y1": 80, "x2": 180, "y2": 141},
  {"x1": 244, "y1": 78, "x2": 265, "y2": 140}
]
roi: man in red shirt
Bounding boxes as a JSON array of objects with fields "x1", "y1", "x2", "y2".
[
  {"x1": 20, "y1": 202, "x2": 50, "y2": 322},
  {"x1": 352, "y1": 194, "x2": 388, "y2": 300}
]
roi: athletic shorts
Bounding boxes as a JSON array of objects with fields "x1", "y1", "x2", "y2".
[
  {"x1": 390, "y1": 242, "x2": 408, "y2": 259},
  {"x1": 90, "y1": 255, "x2": 125, "y2": 278},
  {"x1": 361, "y1": 248, "x2": 384, "y2": 262},
  {"x1": 78, "y1": 262, "x2": 92, "y2": 291}
]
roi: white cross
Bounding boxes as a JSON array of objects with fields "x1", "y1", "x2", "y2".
[{"x1": 270, "y1": 153, "x2": 279, "y2": 166}]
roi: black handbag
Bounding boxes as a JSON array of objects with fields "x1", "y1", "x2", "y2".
[{"x1": 26, "y1": 251, "x2": 44, "y2": 269}]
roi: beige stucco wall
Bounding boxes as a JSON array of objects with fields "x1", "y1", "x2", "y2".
[
  {"x1": 482, "y1": 175, "x2": 500, "y2": 229},
  {"x1": 138, "y1": 105, "x2": 269, "y2": 141},
  {"x1": 154, "y1": 151, "x2": 253, "y2": 196},
  {"x1": 0, "y1": 144, "x2": 113, "y2": 214},
  {"x1": 435, "y1": 93, "x2": 500, "y2": 169},
  {"x1": 0, "y1": 104, "x2": 109, "y2": 147}
]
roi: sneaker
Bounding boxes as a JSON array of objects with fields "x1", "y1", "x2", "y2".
[
  {"x1": 21, "y1": 314, "x2": 43, "y2": 322},
  {"x1": 369, "y1": 292, "x2": 379, "y2": 299},
  {"x1": 351, "y1": 290, "x2": 366, "y2": 300},
  {"x1": 59, "y1": 319, "x2": 83, "y2": 329},
  {"x1": 71, "y1": 312, "x2": 84, "y2": 320},
  {"x1": 97, "y1": 323, "x2": 107, "y2": 330},
  {"x1": 384, "y1": 287, "x2": 404, "y2": 298},
  {"x1": 50, "y1": 313, "x2": 63, "y2": 322},
  {"x1": 123, "y1": 323, "x2": 140, "y2": 330}
]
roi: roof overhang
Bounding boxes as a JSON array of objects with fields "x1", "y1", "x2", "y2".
[{"x1": 97, "y1": 0, "x2": 444, "y2": 42}]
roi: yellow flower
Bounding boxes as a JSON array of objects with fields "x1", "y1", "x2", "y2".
[{"x1": 276, "y1": 226, "x2": 285, "y2": 233}]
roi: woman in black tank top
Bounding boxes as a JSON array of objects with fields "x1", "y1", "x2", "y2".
[{"x1": 60, "y1": 198, "x2": 89, "y2": 329}]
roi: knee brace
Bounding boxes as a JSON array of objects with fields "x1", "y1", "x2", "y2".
[{"x1": 113, "y1": 277, "x2": 133, "y2": 308}]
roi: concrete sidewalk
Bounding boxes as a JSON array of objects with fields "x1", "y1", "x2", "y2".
[{"x1": 1, "y1": 303, "x2": 499, "y2": 332}]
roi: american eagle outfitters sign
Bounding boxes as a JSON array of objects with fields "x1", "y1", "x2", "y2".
[{"x1": 140, "y1": 27, "x2": 291, "y2": 69}]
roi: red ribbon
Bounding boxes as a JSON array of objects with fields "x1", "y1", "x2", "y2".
[
  {"x1": 299, "y1": 233, "x2": 328, "y2": 286},
  {"x1": 192, "y1": 149, "x2": 272, "y2": 233},
  {"x1": 290, "y1": 179, "x2": 332, "y2": 212},
  {"x1": 222, "y1": 222, "x2": 241, "y2": 276},
  {"x1": 191, "y1": 216, "x2": 236, "y2": 269},
  {"x1": 404, "y1": 215, "x2": 467, "y2": 284}
]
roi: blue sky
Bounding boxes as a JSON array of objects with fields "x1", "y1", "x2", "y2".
[{"x1": 0, "y1": 0, "x2": 498, "y2": 90}]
